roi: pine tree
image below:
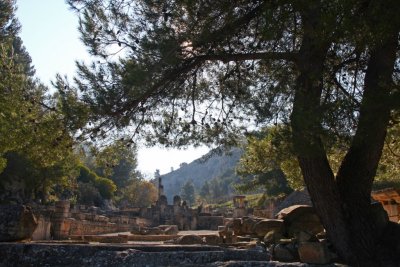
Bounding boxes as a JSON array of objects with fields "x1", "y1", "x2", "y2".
[
  {"x1": 67, "y1": 0, "x2": 400, "y2": 264},
  {"x1": 180, "y1": 180, "x2": 195, "y2": 206}
]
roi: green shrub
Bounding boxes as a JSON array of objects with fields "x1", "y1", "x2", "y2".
[
  {"x1": 95, "y1": 176, "x2": 117, "y2": 199},
  {"x1": 77, "y1": 182, "x2": 102, "y2": 206},
  {"x1": 77, "y1": 164, "x2": 117, "y2": 201},
  {"x1": 77, "y1": 164, "x2": 96, "y2": 183}
]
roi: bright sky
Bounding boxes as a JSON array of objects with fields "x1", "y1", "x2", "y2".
[{"x1": 16, "y1": 0, "x2": 210, "y2": 177}]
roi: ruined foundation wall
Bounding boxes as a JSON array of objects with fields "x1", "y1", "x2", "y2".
[{"x1": 30, "y1": 201, "x2": 151, "y2": 240}]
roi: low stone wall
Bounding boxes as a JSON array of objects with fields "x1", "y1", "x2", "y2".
[
  {"x1": 0, "y1": 243, "x2": 272, "y2": 267},
  {"x1": 29, "y1": 201, "x2": 154, "y2": 240},
  {"x1": 68, "y1": 219, "x2": 132, "y2": 236},
  {"x1": 0, "y1": 242, "x2": 348, "y2": 267}
]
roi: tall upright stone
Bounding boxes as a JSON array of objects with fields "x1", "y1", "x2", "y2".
[
  {"x1": 158, "y1": 177, "x2": 164, "y2": 198},
  {"x1": 51, "y1": 201, "x2": 71, "y2": 240},
  {"x1": 0, "y1": 204, "x2": 37, "y2": 241}
]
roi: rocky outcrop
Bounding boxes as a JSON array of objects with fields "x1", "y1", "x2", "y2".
[
  {"x1": 0, "y1": 204, "x2": 37, "y2": 242},
  {"x1": 229, "y1": 206, "x2": 323, "y2": 240}
]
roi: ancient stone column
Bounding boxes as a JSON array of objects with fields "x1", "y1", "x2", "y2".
[{"x1": 51, "y1": 200, "x2": 71, "y2": 240}]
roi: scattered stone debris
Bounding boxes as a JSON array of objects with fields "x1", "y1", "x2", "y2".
[{"x1": 218, "y1": 204, "x2": 338, "y2": 265}]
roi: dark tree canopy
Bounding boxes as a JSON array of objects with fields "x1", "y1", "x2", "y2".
[
  {"x1": 67, "y1": 0, "x2": 400, "y2": 265},
  {"x1": 0, "y1": 0, "x2": 86, "y2": 204}
]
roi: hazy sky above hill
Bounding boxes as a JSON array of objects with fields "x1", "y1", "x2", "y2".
[{"x1": 16, "y1": 0, "x2": 209, "y2": 177}]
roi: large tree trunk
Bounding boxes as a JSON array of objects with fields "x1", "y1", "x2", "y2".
[
  {"x1": 334, "y1": 19, "x2": 399, "y2": 265},
  {"x1": 291, "y1": 1, "x2": 399, "y2": 266},
  {"x1": 290, "y1": 2, "x2": 356, "y2": 263}
]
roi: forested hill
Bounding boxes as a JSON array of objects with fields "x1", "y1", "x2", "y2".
[{"x1": 161, "y1": 147, "x2": 243, "y2": 202}]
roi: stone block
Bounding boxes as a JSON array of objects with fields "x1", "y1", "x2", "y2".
[
  {"x1": 233, "y1": 208, "x2": 246, "y2": 218},
  {"x1": 298, "y1": 241, "x2": 332, "y2": 264},
  {"x1": 204, "y1": 235, "x2": 222, "y2": 245},
  {"x1": 54, "y1": 201, "x2": 70, "y2": 217},
  {"x1": 175, "y1": 234, "x2": 204, "y2": 245},
  {"x1": 241, "y1": 217, "x2": 256, "y2": 234},
  {"x1": 253, "y1": 219, "x2": 284, "y2": 238},
  {"x1": 223, "y1": 230, "x2": 237, "y2": 244},
  {"x1": 31, "y1": 215, "x2": 51, "y2": 240},
  {"x1": 53, "y1": 218, "x2": 77, "y2": 239},
  {"x1": 272, "y1": 244, "x2": 296, "y2": 262}
]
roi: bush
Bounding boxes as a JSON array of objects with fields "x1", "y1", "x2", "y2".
[
  {"x1": 118, "y1": 179, "x2": 157, "y2": 207},
  {"x1": 77, "y1": 164, "x2": 97, "y2": 183},
  {"x1": 77, "y1": 182, "x2": 102, "y2": 206},
  {"x1": 95, "y1": 176, "x2": 117, "y2": 199},
  {"x1": 77, "y1": 164, "x2": 117, "y2": 201}
]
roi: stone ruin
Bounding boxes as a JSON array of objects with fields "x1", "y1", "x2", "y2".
[
  {"x1": 372, "y1": 187, "x2": 400, "y2": 222},
  {"x1": 20, "y1": 177, "x2": 226, "y2": 241},
  {"x1": 2, "y1": 186, "x2": 376, "y2": 266}
]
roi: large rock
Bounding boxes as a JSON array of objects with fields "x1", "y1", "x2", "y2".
[
  {"x1": 0, "y1": 204, "x2": 37, "y2": 241},
  {"x1": 253, "y1": 219, "x2": 284, "y2": 238},
  {"x1": 298, "y1": 241, "x2": 332, "y2": 264},
  {"x1": 277, "y1": 205, "x2": 324, "y2": 236}
]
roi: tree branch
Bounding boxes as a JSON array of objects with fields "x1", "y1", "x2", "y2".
[
  {"x1": 193, "y1": 2, "x2": 267, "y2": 48},
  {"x1": 117, "y1": 51, "x2": 296, "y2": 116},
  {"x1": 194, "y1": 51, "x2": 297, "y2": 63}
]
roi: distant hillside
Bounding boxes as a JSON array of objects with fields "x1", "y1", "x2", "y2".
[{"x1": 160, "y1": 147, "x2": 243, "y2": 202}]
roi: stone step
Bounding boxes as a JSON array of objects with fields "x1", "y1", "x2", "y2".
[{"x1": 0, "y1": 243, "x2": 271, "y2": 266}]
